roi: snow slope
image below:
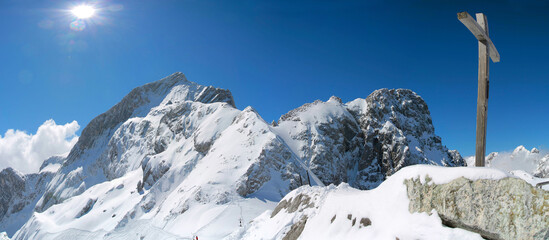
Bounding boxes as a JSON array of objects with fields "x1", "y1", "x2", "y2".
[
  {"x1": 237, "y1": 165, "x2": 514, "y2": 240},
  {"x1": 2, "y1": 73, "x2": 465, "y2": 239},
  {"x1": 9, "y1": 74, "x2": 301, "y2": 239}
]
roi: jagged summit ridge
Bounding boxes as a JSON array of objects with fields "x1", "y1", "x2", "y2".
[
  {"x1": 67, "y1": 72, "x2": 235, "y2": 161},
  {"x1": 480, "y1": 145, "x2": 549, "y2": 178},
  {"x1": 2, "y1": 73, "x2": 464, "y2": 239},
  {"x1": 272, "y1": 89, "x2": 463, "y2": 189},
  {"x1": 37, "y1": 73, "x2": 237, "y2": 212},
  {"x1": 347, "y1": 89, "x2": 464, "y2": 187}
]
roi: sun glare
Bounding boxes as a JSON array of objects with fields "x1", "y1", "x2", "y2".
[{"x1": 71, "y1": 5, "x2": 96, "y2": 19}]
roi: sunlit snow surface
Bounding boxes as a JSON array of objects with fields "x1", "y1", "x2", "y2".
[
  {"x1": 5, "y1": 74, "x2": 548, "y2": 239},
  {"x1": 12, "y1": 165, "x2": 529, "y2": 240},
  {"x1": 235, "y1": 165, "x2": 514, "y2": 240}
]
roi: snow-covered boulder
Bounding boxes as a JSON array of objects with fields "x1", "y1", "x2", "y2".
[
  {"x1": 237, "y1": 165, "x2": 515, "y2": 240},
  {"x1": 406, "y1": 175, "x2": 549, "y2": 240}
]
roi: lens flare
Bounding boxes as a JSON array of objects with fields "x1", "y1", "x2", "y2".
[
  {"x1": 71, "y1": 5, "x2": 95, "y2": 19},
  {"x1": 70, "y1": 19, "x2": 86, "y2": 31}
]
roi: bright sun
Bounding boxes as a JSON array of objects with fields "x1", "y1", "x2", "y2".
[{"x1": 71, "y1": 5, "x2": 96, "y2": 19}]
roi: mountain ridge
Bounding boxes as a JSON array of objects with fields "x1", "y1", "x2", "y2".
[{"x1": 1, "y1": 72, "x2": 465, "y2": 239}]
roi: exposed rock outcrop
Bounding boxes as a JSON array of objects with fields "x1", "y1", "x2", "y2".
[
  {"x1": 275, "y1": 99, "x2": 364, "y2": 188},
  {"x1": 2, "y1": 73, "x2": 465, "y2": 239},
  {"x1": 36, "y1": 72, "x2": 238, "y2": 212},
  {"x1": 406, "y1": 176, "x2": 549, "y2": 240},
  {"x1": 535, "y1": 155, "x2": 549, "y2": 178},
  {"x1": 67, "y1": 72, "x2": 235, "y2": 161},
  {"x1": 347, "y1": 89, "x2": 464, "y2": 187},
  {"x1": 0, "y1": 168, "x2": 25, "y2": 220},
  {"x1": 274, "y1": 89, "x2": 464, "y2": 190},
  {"x1": 0, "y1": 168, "x2": 54, "y2": 236}
]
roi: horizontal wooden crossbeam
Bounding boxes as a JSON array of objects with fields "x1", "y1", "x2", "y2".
[{"x1": 458, "y1": 12, "x2": 500, "y2": 63}]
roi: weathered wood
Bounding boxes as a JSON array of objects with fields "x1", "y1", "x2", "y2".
[
  {"x1": 458, "y1": 11, "x2": 500, "y2": 167},
  {"x1": 458, "y1": 12, "x2": 500, "y2": 63},
  {"x1": 475, "y1": 13, "x2": 489, "y2": 167}
]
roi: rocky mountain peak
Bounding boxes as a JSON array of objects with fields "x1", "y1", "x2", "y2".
[
  {"x1": 512, "y1": 145, "x2": 529, "y2": 154},
  {"x1": 345, "y1": 89, "x2": 464, "y2": 186},
  {"x1": 327, "y1": 96, "x2": 342, "y2": 104},
  {"x1": 482, "y1": 145, "x2": 549, "y2": 178},
  {"x1": 271, "y1": 89, "x2": 463, "y2": 189},
  {"x1": 65, "y1": 72, "x2": 235, "y2": 163},
  {"x1": 362, "y1": 88, "x2": 432, "y2": 136},
  {"x1": 2, "y1": 75, "x2": 468, "y2": 239},
  {"x1": 35, "y1": 73, "x2": 237, "y2": 213},
  {"x1": 0, "y1": 168, "x2": 25, "y2": 222}
]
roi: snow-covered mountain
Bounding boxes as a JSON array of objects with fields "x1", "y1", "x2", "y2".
[
  {"x1": 0, "y1": 72, "x2": 464, "y2": 239},
  {"x1": 466, "y1": 145, "x2": 549, "y2": 178},
  {"x1": 465, "y1": 146, "x2": 549, "y2": 190}
]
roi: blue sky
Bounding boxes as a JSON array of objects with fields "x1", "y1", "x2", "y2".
[{"x1": 0, "y1": 0, "x2": 548, "y2": 156}]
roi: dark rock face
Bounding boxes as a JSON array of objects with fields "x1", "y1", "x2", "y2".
[
  {"x1": 276, "y1": 89, "x2": 464, "y2": 189},
  {"x1": 0, "y1": 167, "x2": 54, "y2": 236},
  {"x1": 276, "y1": 99, "x2": 364, "y2": 188},
  {"x1": 406, "y1": 176, "x2": 549, "y2": 240},
  {"x1": 66, "y1": 72, "x2": 235, "y2": 164},
  {"x1": 0, "y1": 168, "x2": 25, "y2": 220},
  {"x1": 37, "y1": 72, "x2": 237, "y2": 212},
  {"x1": 0, "y1": 73, "x2": 464, "y2": 237},
  {"x1": 347, "y1": 89, "x2": 464, "y2": 188}
]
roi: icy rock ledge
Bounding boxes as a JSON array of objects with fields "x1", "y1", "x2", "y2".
[{"x1": 406, "y1": 176, "x2": 549, "y2": 240}]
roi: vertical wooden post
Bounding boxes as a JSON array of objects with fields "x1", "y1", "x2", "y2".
[
  {"x1": 458, "y1": 11, "x2": 499, "y2": 167},
  {"x1": 475, "y1": 13, "x2": 489, "y2": 167}
]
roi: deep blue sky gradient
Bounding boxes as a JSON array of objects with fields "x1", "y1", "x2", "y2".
[{"x1": 1, "y1": 0, "x2": 548, "y2": 156}]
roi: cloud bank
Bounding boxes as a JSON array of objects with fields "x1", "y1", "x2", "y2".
[
  {"x1": 466, "y1": 146, "x2": 549, "y2": 175},
  {"x1": 0, "y1": 119, "x2": 79, "y2": 174}
]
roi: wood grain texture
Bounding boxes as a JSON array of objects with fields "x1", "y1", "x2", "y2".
[
  {"x1": 458, "y1": 12, "x2": 500, "y2": 63},
  {"x1": 475, "y1": 13, "x2": 489, "y2": 167}
]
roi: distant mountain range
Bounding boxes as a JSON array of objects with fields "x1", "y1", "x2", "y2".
[
  {"x1": 5, "y1": 72, "x2": 543, "y2": 239},
  {"x1": 465, "y1": 145, "x2": 549, "y2": 178}
]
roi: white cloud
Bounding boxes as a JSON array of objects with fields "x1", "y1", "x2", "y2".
[
  {"x1": 0, "y1": 119, "x2": 79, "y2": 174},
  {"x1": 466, "y1": 146, "x2": 549, "y2": 175}
]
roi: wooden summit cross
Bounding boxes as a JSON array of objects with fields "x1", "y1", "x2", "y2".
[{"x1": 458, "y1": 12, "x2": 500, "y2": 167}]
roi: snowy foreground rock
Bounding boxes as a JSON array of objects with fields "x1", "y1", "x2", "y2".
[
  {"x1": 237, "y1": 166, "x2": 548, "y2": 240},
  {"x1": 3, "y1": 72, "x2": 545, "y2": 239},
  {"x1": 406, "y1": 175, "x2": 549, "y2": 240}
]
